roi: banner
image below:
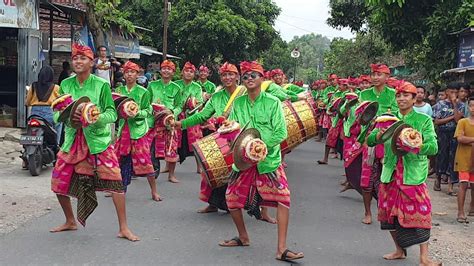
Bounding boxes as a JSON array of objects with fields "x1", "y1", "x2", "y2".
[
  {"x1": 0, "y1": 0, "x2": 38, "y2": 29},
  {"x1": 458, "y1": 32, "x2": 474, "y2": 68},
  {"x1": 105, "y1": 27, "x2": 140, "y2": 59}
]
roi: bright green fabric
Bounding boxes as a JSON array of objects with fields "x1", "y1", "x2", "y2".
[{"x1": 116, "y1": 84, "x2": 151, "y2": 139}]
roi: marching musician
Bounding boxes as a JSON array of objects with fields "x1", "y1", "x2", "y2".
[
  {"x1": 50, "y1": 44, "x2": 139, "y2": 241},
  {"x1": 218, "y1": 61, "x2": 304, "y2": 262},
  {"x1": 197, "y1": 65, "x2": 217, "y2": 96},
  {"x1": 115, "y1": 61, "x2": 161, "y2": 201},
  {"x1": 367, "y1": 81, "x2": 439, "y2": 265},
  {"x1": 175, "y1": 62, "x2": 204, "y2": 173},
  {"x1": 173, "y1": 62, "x2": 276, "y2": 223},
  {"x1": 147, "y1": 60, "x2": 183, "y2": 183},
  {"x1": 356, "y1": 64, "x2": 398, "y2": 225}
]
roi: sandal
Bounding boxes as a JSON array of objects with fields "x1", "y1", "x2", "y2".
[
  {"x1": 447, "y1": 191, "x2": 458, "y2": 196},
  {"x1": 219, "y1": 237, "x2": 249, "y2": 247},
  {"x1": 457, "y1": 217, "x2": 469, "y2": 223},
  {"x1": 276, "y1": 249, "x2": 304, "y2": 262},
  {"x1": 317, "y1": 160, "x2": 328, "y2": 165}
]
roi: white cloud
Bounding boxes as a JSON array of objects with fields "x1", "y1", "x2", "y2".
[{"x1": 273, "y1": 0, "x2": 354, "y2": 41}]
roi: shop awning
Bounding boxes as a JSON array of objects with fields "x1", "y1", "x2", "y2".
[
  {"x1": 139, "y1": 46, "x2": 181, "y2": 59},
  {"x1": 441, "y1": 66, "x2": 474, "y2": 76}
]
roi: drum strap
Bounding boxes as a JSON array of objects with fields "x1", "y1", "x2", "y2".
[{"x1": 222, "y1": 85, "x2": 247, "y2": 118}]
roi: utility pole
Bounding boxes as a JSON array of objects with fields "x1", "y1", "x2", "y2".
[{"x1": 162, "y1": 0, "x2": 169, "y2": 61}]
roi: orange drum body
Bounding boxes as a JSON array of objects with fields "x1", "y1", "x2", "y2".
[
  {"x1": 192, "y1": 130, "x2": 240, "y2": 189},
  {"x1": 280, "y1": 95, "x2": 318, "y2": 153}
]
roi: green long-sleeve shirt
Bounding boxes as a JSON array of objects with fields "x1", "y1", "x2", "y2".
[
  {"x1": 359, "y1": 86, "x2": 398, "y2": 115},
  {"x1": 197, "y1": 80, "x2": 216, "y2": 94},
  {"x1": 55, "y1": 74, "x2": 117, "y2": 155},
  {"x1": 116, "y1": 84, "x2": 151, "y2": 139},
  {"x1": 181, "y1": 88, "x2": 231, "y2": 129},
  {"x1": 229, "y1": 92, "x2": 287, "y2": 174},
  {"x1": 175, "y1": 80, "x2": 204, "y2": 114},
  {"x1": 262, "y1": 81, "x2": 299, "y2": 102},
  {"x1": 282, "y1": 84, "x2": 305, "y2": 94},
  {"x1": 367, "y1": 110, "x2": 438, "y2": 185},
  {"x1": 147, "y1": 79, "x2": 182, "y2": 127},
  {"x1": 321, "y1": 85, "x2": 337, "y2": 105}
]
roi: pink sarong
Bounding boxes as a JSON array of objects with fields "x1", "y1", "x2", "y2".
[
  {"x1": 326, "y1": 119, "x2": 343, "y2": 148},
  {"x1": 115, "y1": 124, "x2": 154, "y2": 176},
  {"x1": 378, "y1": 160, "x2": 432, "y2": 229},
  {"x1": 154, "y1": 124, "x2": 179, "y2": 163},
  {"x1": 226, "y1": 165, "x2": 290, "y2": 210},
  {"x1": 51, "y1": 130, "x2": 122, "y2": 195}
]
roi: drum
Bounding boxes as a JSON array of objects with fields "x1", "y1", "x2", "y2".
[
  {"x1": 192, "y1": 130, "x2": 240, "y2": 189},
  {"x1": 280, "y1": 96, "x2": 318, "y2": 153},
  {"x1": 281, "y1": 101, "x2": 305, "y2": 153}
]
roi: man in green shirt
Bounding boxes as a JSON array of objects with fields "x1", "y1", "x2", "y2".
[
  {"x1": 357, "y1": 64, "x2": 399, "y2": 225},
  {"x1": 175, "y1": 62, "x2": 204, "y2": 172},
  {"x1": 147, "y1": 60, "x2": 182, "y2": 183},
  {"x1": 270, "y1": 69, "x2": 306, "y2": 95},
  {"x1": 197, "y1": 65, "x2": 216, "y2": 96},
  {"x1": 367, "y1": 81, "x2": 439, "y2": 265},
  {"x1": 115, "y1": 61, "x2": 161, "y2": 202},
  {"x1": 50, "y1": 44, "x2": 138, "y2": 241},
  {"x1": 174, "y1": 62, "x2": 241, "y2": 214},
  {"x1": 218, "y1": 61, "x2": 304, "y2": 262}
]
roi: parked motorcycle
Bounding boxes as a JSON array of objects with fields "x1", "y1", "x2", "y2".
[{"x1": 20, "y1": 115, "x2": 59, "y2": 176}]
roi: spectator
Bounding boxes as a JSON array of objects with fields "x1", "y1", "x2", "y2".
[
  {"x1": 414, "y1": 86, "x2": 433, "y2": 116},
  {"x1": 57, "y1": 61, "x2": 71, "y2": 85},
  {"x1": 432, "y1": 84, "x2": 464, "y2": 194},
  {"x1": 454, "y1": 97, "x2": 474, "y2": 223},
  {"x1": 25, "y1": 65, "x2": 62, "y2": 144},
  {"x1": 459, "y1": 83, "x2": 471, "y2": 117},
  {"x1": 437, "y1": 90, "x2": 447, "y2": 102},
  {"x1": 93, "y1": 46, "x2": 120, "y2": 85}
]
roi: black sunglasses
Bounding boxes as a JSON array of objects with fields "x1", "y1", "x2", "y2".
[{"x1": 242, "y1": 72, "x2": 260, "y2": 81}]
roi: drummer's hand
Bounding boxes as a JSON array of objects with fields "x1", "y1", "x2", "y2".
[
  {"x1": 172, "y1": 121, "x2": 182, "y2": 129},
  {"x1": 297, "y1": 95, "x2": 306, "y2": 101},
  {"x1": 376, "y1": 128, "x2": 387, "y2": 141},
  {"x1": 71, "y1": 104, "x2": 84, "y2": 124}
]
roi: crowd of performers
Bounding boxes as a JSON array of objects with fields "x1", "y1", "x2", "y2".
[{"x1": 48, "y1": 43, "x2": 440, "y2": 265}]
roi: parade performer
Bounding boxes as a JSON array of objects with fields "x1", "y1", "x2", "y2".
[
  {"x1": 367, "y1": 81, "x2": 440, "y2": 266},
  {"x1": 218, "y1": 61, "x2": 304, "y2": 262},
  {"x1": 148, "y1": 60, "x2": 182, "y2": 183},
  {"x1": 50, "y1": 44, "x2": 138, "y2": 241},
  {"x1": 270, "y1": 68, "x2": 305, "y2": 95},
  {"x1": 115, "y1": 61, "x2": 161, "y2": 201},
  {"x1": 317, "y1": 78, "x2": 349, "y2": 164},
  {"x1": 197, "y1": 65, "x2": 216, "y2": 96},
  {"x1": 173, "y1": 62, "x2": 277, "y2": 223},
  {"x1": 175, "y1": 62, "x2": 204, "y2": 172},
  {"x1": 357, "y1": 64, "x2": 398, "y2": 224},
  {"x1": 359, "y1": 75, "x2": 371, "y2": 90}
]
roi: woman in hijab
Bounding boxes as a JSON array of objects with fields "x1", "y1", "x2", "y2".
[{"x1": 25, "y1": 65, "x2": 62, "y2": 144}]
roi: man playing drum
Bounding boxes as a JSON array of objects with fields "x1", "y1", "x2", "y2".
[
  {"x1": 218, "y1": 61, "x2": 304, "y2": 262},
  {"x1": 173, "y1": 62, "x2": 276, "y2": 223}
]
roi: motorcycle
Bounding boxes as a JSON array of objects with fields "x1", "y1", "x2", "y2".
[{"x1": 20, "y1": 115, "x2": 59, "y2": 176}]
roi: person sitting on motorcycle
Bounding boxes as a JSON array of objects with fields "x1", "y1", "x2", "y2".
[{"x1": 25, "y1": 65, "x2": 62, "y2": 144}]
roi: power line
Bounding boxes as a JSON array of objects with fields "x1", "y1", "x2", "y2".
[{"x1": 275, "y1": 19, "x2": 347, "y2": 39}]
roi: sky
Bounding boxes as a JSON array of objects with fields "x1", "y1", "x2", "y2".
[{"x1": 273, "y1": 0, "x2": 354, "y2": 41}]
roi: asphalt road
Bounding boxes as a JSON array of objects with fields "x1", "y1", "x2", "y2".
[{"x1": 0, "y1": 140, "x2": 418, "y2": 265}]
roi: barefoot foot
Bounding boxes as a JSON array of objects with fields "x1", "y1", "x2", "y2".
[
  {"x1": 118, "y1": 229, "x2": 140, "y2": 242},
  {"x1": 420, "y1": 259, "x2": 442, "y2": 266},
  {"x1": 259, "y1": 215, "x2": 277, "y2": 224},
  {"x1": 362, "y1": 215, "x2": 372, "y2": 224},
  {"x1": 168, "y1": 176, "x2": 180, "y2": 183},
  {"x1": 151, "y1": 193, "x2": 163, "y2": 202},
  {"x1": 197, "y1": 205, "x2": 218, "y2": 213},
  {"x1": 50, "y1": 222, "x2": 77, "y2": 233},
  {"x1": 383, "y1": 250, "x2": 406, "y2": 260}
]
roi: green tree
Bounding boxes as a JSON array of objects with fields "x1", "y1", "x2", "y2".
[
  {"x1": 84, "y1": 0, "x2": 135, "y2": 49},
  {"x1": 323, "y1": 32, "x2": 391, "y2": 77}
]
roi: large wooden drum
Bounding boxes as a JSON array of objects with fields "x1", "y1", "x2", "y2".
[
  {"x1": 280, "y1": 96, "x2": 318, "y2": 153},
  {"x1": 192, "y1": 130, "x2": 239, "y2": 189}
]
